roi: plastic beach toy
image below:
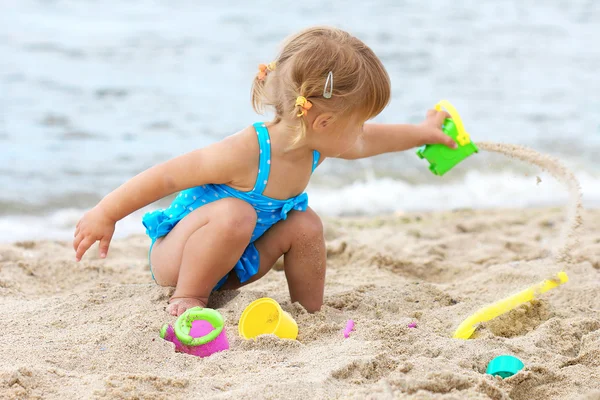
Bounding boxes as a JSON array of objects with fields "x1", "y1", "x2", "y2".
[
  {"x1": 416, "y1": 100, "x2": 479, "y2": 176},
  {"x1": 238, "y1": 298, "x2": 298, "y2": 340},
  {"x1": 160, "y1": 307, "x2": 229, "y2": 357},
  {"x1": 343, "y1": 320, "x2": 355, "y2": 338},
  {"x1": 486, "y1": 355, "x2": 524, "y2": 378},
  {"x1": 453, "y1": 271, "x2": 569, "y2": 339}
]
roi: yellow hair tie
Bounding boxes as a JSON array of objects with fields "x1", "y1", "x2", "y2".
[
  {"x1": 257, "y1": 61, "x2": 276, "y2": 81},
  {"x1": 295, "y1": 96, "x2": 312, "y2": 117}
]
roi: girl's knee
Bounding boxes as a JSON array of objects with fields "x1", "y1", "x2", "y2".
[
  {"x1": 291, "y1": 208, "x2": 324, "y2": 241},
  {"x1": 213, "y1": 198, "x2": 257, "y2": 238}
]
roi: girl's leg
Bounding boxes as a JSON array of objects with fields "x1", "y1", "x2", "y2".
[
  {"x1": 150, "y1": 198, "x2": 256, "y2": 316},
  {"x1": 220, "y1": 208, "x2": 326, "y2": 312}
]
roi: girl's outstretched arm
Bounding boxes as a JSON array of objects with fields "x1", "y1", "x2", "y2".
[
  {"x1": 73, "y1": 134, "x2": 250, "y2": 261},
  {"x1": 338, "y1": 109, "x2": 456, "y2": 160}
]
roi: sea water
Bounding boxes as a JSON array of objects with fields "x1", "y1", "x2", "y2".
[{"x1": 1, "y1": 0, "x2": 599, "y2": 241}]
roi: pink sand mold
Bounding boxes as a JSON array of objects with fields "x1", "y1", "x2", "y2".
[
  {"x1": 343, "y1": 320, "x2": 355, "y2": 338},
  {"x1": 160, "y1": 307, "x2": 229, "y2": 357}
]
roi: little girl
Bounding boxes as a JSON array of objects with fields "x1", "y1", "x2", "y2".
[{"x1": 73, "y1": 26, "x2": 455, "y2": 316}]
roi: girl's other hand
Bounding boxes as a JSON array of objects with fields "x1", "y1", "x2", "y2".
[
  {"x1": 73, "y1": 206, "x2": 116, "y2": 261},
  {"x1": 418, "y1": 109, "x2": 457, "y2": 149}
]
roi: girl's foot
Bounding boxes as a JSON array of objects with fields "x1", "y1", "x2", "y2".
[{"x1": 167, "y1": 297, "x2": 207, "y2": 316}]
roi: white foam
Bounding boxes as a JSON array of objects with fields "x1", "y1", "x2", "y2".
[
  {"x1": 2, "y1": 170, "x2": 598, "y2": 243},
  {"x1": 307, "y1": 170, "x2": 600, "y2": 216},
  {"x1": 0, "y1": 208, "x2": 150, "y2": 243}
]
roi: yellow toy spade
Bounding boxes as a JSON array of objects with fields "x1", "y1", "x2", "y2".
[{"x1": 453, "y1": 271, "x2": 569, "y2": 339}]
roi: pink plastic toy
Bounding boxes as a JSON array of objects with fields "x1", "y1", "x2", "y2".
[
  {"x1": 160, "y1": 307, "x2": 229, "y2": 357},
  {"x1": 408, "y1": 322, "x2": 417, "y2": 328},
  {"x1": 343, "y1": 320, "x2": 355, "y2": 338}
]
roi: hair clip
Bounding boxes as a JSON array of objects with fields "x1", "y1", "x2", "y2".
[
  {"x1": 257, "y1": 61, "x2": 276, "y2": 81},
  {"x1": 323, "y1": 71, "x2": 334, "y2": 99},
  {"x1": 295, "y1": 96, "x2": 313, "y2": 117}
]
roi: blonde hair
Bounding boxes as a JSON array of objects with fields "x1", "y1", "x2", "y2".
[{"x1": 251, "y1": 26, "x2": 391, "y2": 145}]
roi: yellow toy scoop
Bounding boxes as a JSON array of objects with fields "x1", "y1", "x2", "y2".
[{"x1": 453, "y1": 271, "x2": 569, "y2": 339}]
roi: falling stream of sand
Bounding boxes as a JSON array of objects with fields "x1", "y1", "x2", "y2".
[{"x1": 477, "y1": 142, "x2": 583, "y2": 264}]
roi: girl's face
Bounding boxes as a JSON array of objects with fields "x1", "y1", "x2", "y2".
[{"x1": 309, "y1": 113, "x2": 365, "y2": 157}]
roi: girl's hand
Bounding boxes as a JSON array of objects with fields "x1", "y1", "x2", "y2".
[
  {"x1": 73, "y1": 206, "x2": 116, "y2": 261},
  {"x1": 418, "y1": 109, "x2": 458, "y2": 149}
]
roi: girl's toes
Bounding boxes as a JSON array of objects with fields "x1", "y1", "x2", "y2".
[
  {"x1": 167, "y1": 302, "x2": 178, "y2": 316},
  {"x1": 166, "y1": 297, "x2": 206, "y2": 316},
  {"x1": 177, "y1": 303, "x2": 187, "y2": 316}
]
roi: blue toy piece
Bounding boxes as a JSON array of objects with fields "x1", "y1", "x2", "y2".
[{"x1": 486, "y1": 355, "x2": 524, "y2": 378}]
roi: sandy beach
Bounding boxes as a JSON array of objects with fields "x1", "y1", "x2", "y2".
[{"x1": 1, "y1": 207, "x2": 598, "y2": 399}]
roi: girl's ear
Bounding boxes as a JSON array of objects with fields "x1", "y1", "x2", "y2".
[{"x1": 312, "y1": 112, "x2": 335, "y2": 131}]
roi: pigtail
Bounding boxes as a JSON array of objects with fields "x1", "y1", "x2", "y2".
[
  {"x1": 283, "y1": 77, "x2": 311, "y2": 147},
  {"x1": 251, "y1": 62, "x2": 276, "y2": 114},
  {"x1": 251, "y1": 75, "x2": 266, "y2": 114}
]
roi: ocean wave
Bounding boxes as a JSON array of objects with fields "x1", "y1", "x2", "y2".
[
  {"x1": 2, "y1": 170, "x2": 598, "y2": 243},
  {"x1": 308, "y1": 170, "x2": 600, "y2": 216}
]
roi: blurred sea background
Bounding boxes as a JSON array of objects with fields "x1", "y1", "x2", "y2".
[{"x1": 1, "y1": 0, "x2": 599, "y2": 242}]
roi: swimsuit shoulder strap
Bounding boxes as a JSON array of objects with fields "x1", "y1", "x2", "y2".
[
  {"x1": 251, "y1": 122, "x2": 272, "y2": 194},
  {"x1": 311, "y1": 150, "x2": 320, "y2": 173}
]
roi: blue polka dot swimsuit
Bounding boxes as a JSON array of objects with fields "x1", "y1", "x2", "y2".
[{"x1": 142, "y1": 122, "x2": 320, "y2": 290}]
